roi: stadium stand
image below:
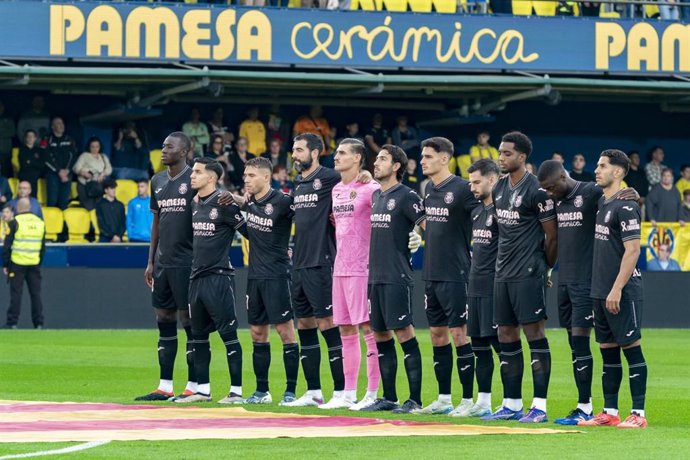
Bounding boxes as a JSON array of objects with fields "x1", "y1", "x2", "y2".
[
  {"x1": 62, "y1": 207, "x2": 91, "y2": 243},
  {"x1": 43, "y1": 206, "x2": 65, "y2": 242},
  {"x1": 115, "y1": 180, "x2": 138, "y2": 210}
]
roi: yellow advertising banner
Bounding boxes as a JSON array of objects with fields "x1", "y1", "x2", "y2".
[{"x1": 641, "y1": 222, "x2": 690, "y2": 271}]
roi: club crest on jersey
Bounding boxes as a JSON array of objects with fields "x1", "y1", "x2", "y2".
[
  {"x1": 209, "y1": 208, "x2": 219, "y2": 220},
  {"x1": 604, "y1": 210, "x2": 612, "y2": 223},
  {"x1": 444, "y1": 192, "x2": 454, "y2": 204},
  {"x1": 574, "y1": 195, "x2": 583, "y2": 208},
  {"x1": 387, "y1": 198, "x2": 396, "y2": 210},
  {"x1": 486, "y1": 214, "x2": 493, "y2": 226},
  {"x1": 313, "y1": 179, "x2": 322, "y2": 190},
  {"x1": 178, "y1": 183, "x2": 188, "y2": 194},
  {"x1": 513, "y1": 194, "x2": 523, "y2": 208},
  {"x1": 265, "y1": 203, "x2": 274, "y2": 215},
  {"x1": 350, "y1": 190, "x2": 357, "y2": 200}
]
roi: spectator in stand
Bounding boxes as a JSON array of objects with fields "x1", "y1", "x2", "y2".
[
  {"x1": 42, "y1": 116, "x2": 78, "y2": 210},
  {"x1": 271, "y1": 164, "x2": 294, "y2": 194},
  {"x1": 341, "y1": 121, "x2": 363, "y2": 143},
  {"x1": 127, "y1": 179, "x2": 153, "y2": 243},
  {"x1": 182, "y1": 108, "x2": 210, "y2": 158},
  {"x1": 228, "y1": 137, "x2": 250, "y2": 191},
  {"x1": 681, "y1": 190, "x2": 690, "y2": 222},
  {"x1": 490, "y1": 0, "x2": 512, "y2": 14},
  {"x1": 402, "y1": 158, "x2": 421, "y2": 193},
  {"x1": 392, "y1": 115, "x2": 421, "y2": 160},
  {"x1": 551, "y1": 151, "x2": 565, "y2": 163},
  {"x1": 364, "y1": 113, "x2": 391, "y2": 172},
  {"x1": 0, "y1": 205, "x2": 13, "y2": 244},
  {"x1": 647, "y1": 244, "x2": 681, "y2": 272},
  {"x1": 0, "y1": 101, "x2": 15, "y2": 177},
  {"x1": 676, "y1": 164, "x2": 690, "y2": 199},
  {"x1": 526, "y1": 162, "x2": 536, "y2": 175},
  {"x1": 95, "y1": 178, "x2": 126, "y2": 243},
  {"x1": 469, "y1": 130, "x2": 499, "y2": 163},
  {"x1": 569, "y1": 153, "x2": 595, "y2": 181},
  {"x1": 17, "y1": 130, "x2": 44, "y2": 198},
  {"x1": 73, "y1": 137, "x2": 112, "y2": 211},
  {"x1": 659, "y1": 0, "x2": 680, "y2": 19},
  {"x1": 16, "y1": 95, "x2": 49, "y2": 142},
  {"x1": 8, "y1": 181, "x2": 42, "y2": 218},
  {"x1": 293, "y1": 105, "x2": 331, "y2": 154},
  {"x1": 579, "y1": 1, "x2": 601, "y2": 16},
  {"x1": 208, "y1": 107, "x2": 235, "y2": 155},
  {"x1": 262, "y1": 138, "x2": 288, "y2": 169},
  {"x1": 0, "y1": 166, "x2": 11, "y2": 205},
  {"x1": 645, "y1": 146, "x2": 666, "y2": 187},
  {"x1": 111, "y1": 121, "x2": 150, "y2": 181},
  {"x1": 266, "y1": 105, "x2": 290, "y2": 148},
  {"x1": 646, "y1": 168, "x2": 683, "y2": 225},
  {"x1": 239, "y1": 107, "x2": 267, "y2": 157},
  {"x1": 626, "y1": 151, "x2": 649, "y2": 205}
]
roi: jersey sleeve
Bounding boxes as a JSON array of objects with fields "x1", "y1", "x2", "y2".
[
  {"x1": 149, "y1": 179, "x2": 159, "y2": 213},
  {"x1": 404, "y1": 189, "x2": 426, "y2": 225},
  {"x1": 282, "y1": 193, "x2": 295, "y2": 220},
  {"x1": 224, "y1": 204, "x2": 246, "y2": 230},
  {"x1": 461, "y1": 182, "x2": 480, "y2": 213},
  {"x1": 617, "y1": 203, "x2": 642, "y2": 242},
  {"x1": 534, "y1": 189, "x2": 556, "y2": 222}
]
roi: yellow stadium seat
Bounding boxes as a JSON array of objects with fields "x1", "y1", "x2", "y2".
[
  {"x1": 533, "y1": 0, "x2": 557, "y2": 15},
  {"x1": 90, "y1": 209, "x2": 100, "y2": 241},
  {"x1": 11, "y1": 147, "x2": 19, "y2": 176},
  {"x1": 43, "y1": 207, "x2": 64, "y2": 242},
  {"x1": 71, "y1": 181, "x2": 78, "y2": 200},
  {"x1": 456, "y1": 154, "x2": 472, "y2": 179},
  {"x1": 8, "y1": 178, "x2": 18, "y2": 198},
  {"x1": 644, "y1": 4, "x2": 659, "y2": 17},
  {"x1": 150, "y1": 149, "x2": 164, "y2": 174},
  {"x1": 512, "y1": 0, "x2": 532, "y2": 15},
  {"x1": 115, "y1": 180, "x2": 138, "y2": 209},
  {"x1": 63, "y1": 207, "x2": 91, "y2": 243},
  {"x1": 37, "y1": 179, "x2": 47, "y2": 206}
]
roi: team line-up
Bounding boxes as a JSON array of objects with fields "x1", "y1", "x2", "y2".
[{"x1": 136, "y1": 129, "x2": 648, "y2": 429}]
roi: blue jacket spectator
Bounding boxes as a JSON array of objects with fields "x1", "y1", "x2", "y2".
[
  {"x1": 8, "y1": 180, "x2": 42, "y2": 219},
  {"x1": 126, "y1": 180, "x2": 153, "y2": 242},
  {"x1": 111, "y1": 122, "x2": 150, "y2": 181}
]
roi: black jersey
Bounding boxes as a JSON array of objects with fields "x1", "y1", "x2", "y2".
[
  {"x1": 469, "y1": 203, "x2": 498, "y2": 296},
  {"x1": 369, "y1": 183, "x2": 426, "y2": 285},
  {"x1": 591, "y1": 192, "x2": 643, "y2": 300},
  {"x1": 292, "y1": 166, "x2": 340, "y2": 270},
  {"x1": 493, "y1": 172, "x2": 556, "y2": 281},
  {"x1": 190, "y1": 190, "x2": 245, "y2": 279},
  {"x1": 242, "y1": 189, "x2": 294, "y2": 280},
  {"x1": 150, "y1": 166, "x2": 194, "y2": 268},
  {"x1": 423, "y1": 175, "x2": 479, "y2": 282},
  {"x1": 556, "y1": 181, "x2": 603, "y2": 284}
]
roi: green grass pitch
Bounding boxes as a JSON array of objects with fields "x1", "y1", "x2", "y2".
[{"x1": 1, "y1": 329, "x2": 689, "y2": 459}]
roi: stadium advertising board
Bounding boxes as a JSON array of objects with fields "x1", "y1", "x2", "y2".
[{"x1": 0, "y1": 2, "x2": 688, "y2": 75}]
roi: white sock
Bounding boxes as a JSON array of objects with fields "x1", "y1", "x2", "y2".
[
  {"x1": 461, "y1": 398, "x2": 473, "y2": 405},
  {"x1": 197, "y1": 383, "x2": 210, "y2": 395},
  {"x1": 604, "y1": 407, "x2": 619, "y2": 416},
  {"x1": 577, "y1": 400, "x2": 593, "y2": 415},
  {"x1": 505, "y1": 398, "x2": 523, "y2": 411},
  {"x1": 332, "y1": 390, "x2": 344, "y2": 399},
  {"x1": 309, "y1": 389, "x2": 324, "y2": 400},
  {"x1": 531, "y1": 397, "x2": 547, "y2": 412},
  {"x1": 158, "y1": 379, "x2": 173, "y2": 393},
  {"x1": 631, "y1": 409, "x2": 645, "y2": 417},
  {"x1": 185, "y1": 381, "x2": 197, "y2": 392},
  {"x1": 365, "y1": 390, "x2": 378, "y2": 400},
  {"x1": 438, "y1": 394, "x2": 452, "y2": 404},
  {"x1": 230, "y1": 386, "x2": 242, "y2": 396},
  {"x1": 345, "y1": 390, "x2": 357, "y2": 401},
  {"x1": 477, "y1": 393, "x2": 491, "y2": 407}
]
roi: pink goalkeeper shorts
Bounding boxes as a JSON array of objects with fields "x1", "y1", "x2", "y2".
[{"x1": 332, "y1": 276, "x2": 370, "y2": 326}]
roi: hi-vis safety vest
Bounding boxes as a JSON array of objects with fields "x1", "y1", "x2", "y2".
[{"x1": 11, "y1": 213, "x2": 45, "y2": 266}]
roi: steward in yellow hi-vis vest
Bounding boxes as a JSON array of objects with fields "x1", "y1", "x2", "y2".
[{"x1": 2, "y1": 198, "x2": 45, "y2": 329}]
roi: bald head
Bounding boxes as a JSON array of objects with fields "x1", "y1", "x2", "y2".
[
  {"x1": 538, "y1": 159, "x2": 571, "y2": 200},
  {"x1": 16, "y1": 198, "x2": 31, "y2": 214}
]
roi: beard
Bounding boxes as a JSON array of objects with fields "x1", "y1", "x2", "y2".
[{"x1": 294, "y1": 156, "x2": 313, "y2": 173}]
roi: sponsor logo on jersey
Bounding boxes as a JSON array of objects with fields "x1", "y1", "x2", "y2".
[
  {"x1": 426, "y1": 206, "x2": 450, "y2": 217},
  {"x1": 497, "y1": 208, "x2": 520, "y2": 219},
  {"x1": 595, "y1": 224, "x2": 610, "y2": 235},
  {"x1": 178, "y1": 182, "x2": 188, "y2": 194},
  {"x1": 265, "y1": 203, "x2": 274, "y2": 215},
  {"x1": 386, "y1": 198, "x2": 396, "y2": 210},
  {"x1": 574, "y1": 195, "x2": 583, "y2": 208},
  {"x1": 444, "y1": 192, "x2": 454, "y2": 204},
  {"x1": 313, "y1": 178, "x2": 322, "y2": 190},
  {"x1": 209, "y1": 208, "x2": 218, "y2": 220},
  {"x1": 193, "y1": 221, "x2": 216, "y2": 231},
  {"x1": 246, "y1": 212, "x2": 274, "y2": 227},
  {"x1": 294, "y1": 193, "x2": 318, "y2": 204},
  {"x1": 371, "y1": 213, "x2": 392, "y2": 223}
]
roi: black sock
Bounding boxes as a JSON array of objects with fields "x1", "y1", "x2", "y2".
[
  {"x1": 600, "y1": 347, "x2": 622, "y2": 410},
  {"x1": 253, "y1": 342, "x2": 271, "y2": 393},
  {"x1": 157, "y1": 321, "x2": 177, "y2": 381},
  {"x1": 623, "y1": 346, "x2": 647, "y2": 412},
  {"x1": 283, "y1": 343, "x2": 299, "y2": 394},
  {"x1": 193, "y1": 334, "x2": 211, "y2": 386},
  {"x1": 528, "y1": 338, "x2": 551, "y2": 399},
  {"x1": 567, "y1": 330, "x2": 577, "y2": 389},
  {"x1": 490, "y1": 337, "x2": 501, "y2": 355},
  {"x1": 377, "y1": 339, "x2": 398, "y2": 402},
  {"x1": 221, "y1": 331, "x2": 243, "y2": 387},
  {"x1": 472, "y1": 338, "x2": 494, "y2": 394},
  {"x1": 298, "y1": 328, "x2": 321, "y2": 391},
  {"x1": 321, "y1": 327, "x2": 345, "y2": 392},
  {"x1": 433, "y1": 344, "x2": 453, "y2": 395},
  {"x1": 499, "y1": 340, "x2": 523, "y2": 400},
  {"x1": 401, "y1": 337, "x2": 422, "y2": 405},
  {"x1": 571, "y1": 335, "x2": 593, "y2": 405},
  {"x1": 456, "y1": 343, "x2": 475, "y2": 400},
  {"x1": 184, "y1": 326, "x2": 196, "y2": 384}
]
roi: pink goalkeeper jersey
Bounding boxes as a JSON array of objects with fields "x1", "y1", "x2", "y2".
[{"x1": 332, "y1": 180, "x2": 380, "y2": 277}]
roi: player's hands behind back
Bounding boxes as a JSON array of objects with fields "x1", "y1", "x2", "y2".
[{"x1": 408, "y1": 232, "x2": 422, "y2": 253}]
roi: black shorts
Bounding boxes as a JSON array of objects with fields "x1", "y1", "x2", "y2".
[
  {"x1": 247, "y1": 278, "x2": 294, "y2": 326},
  {"x1": 467, "y1": 295, "x2": 498, "y2": 338},
  {"x1": 493, "y1": 276, "x2": 547, "y2": 326},
  {"x1": 558, "y1": 283, "x2": 594, "y2": 329},
  {"x1": 368, "y1": 283, "x2": 413, "y2": 332},
  {"x1": 424, "y1": 281, "x2": 468, "y2": 328},
  {"x1": 592, "y1": 298, "x2": 642, "y2": 346},
  {"x1": 188, "y1": 274, "x2": 238, "y2": 336},
  {"x1": 152, "y1": 266, "x2": 191, "y2": 310},
  {"x1": 292, "y1": 266, "x2": 333, "y2": 319}
]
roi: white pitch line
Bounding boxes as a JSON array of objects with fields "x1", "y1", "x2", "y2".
[{"x1": 0, "y1": 441, "x2": 111, "y2": 459}]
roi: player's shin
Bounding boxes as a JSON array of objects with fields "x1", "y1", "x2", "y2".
[
  {"x1": 456, "y1": 342, "x2": 475, "y2": 402},
  {"x1": 193, "y1": 334, "x2": 211, "y2": 395},
  {"x1": 321, "y1": 327, "x2": 345, "y2": 393},
  {"x1": 572, "y1": 335, "x2": 593, "y2": 410},
  {"x1": 184, "y1": 325, "x2": 197, "y2": 392},
  {"x1": 252, "y1": 342, "x2": 271, "y2": 393},
  {"x1": 401, "y1": 337, "x2": 422, "y2": 405},
  {"x1": 283, "y1": 342, "x2": 299, "y2": 395},
  {"x1": 376, "y1": 338, "x2": 398, "y2": 402},
  {"x1": 298, "y1": 328, "x2": 322, "y2": 391},
  {"x1": 600, "y1": 346, "x2": 623, "y2": 415},
  {"x1": 623, "y1": 345, "x2": 647, "y2": 415},
  {"x1": 157, "y1": 321, "x2": 178, "y2": 392},
  {"x1": 364, "y1": 331, "x2": 380, "y2": 395},
  {"x1": 528, "y1": 338, "x2": 551, "y2": 411},
  {"x1": 222, "y1": 331, "x2": 243, "y2": 394}
]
